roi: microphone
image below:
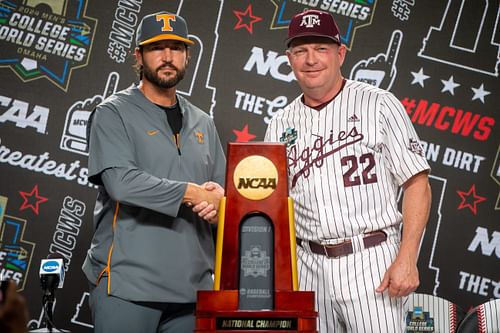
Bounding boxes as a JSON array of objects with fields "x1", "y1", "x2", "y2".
[
  {"x1": 40, "y1": 253, "x2": 65, "y2": 299},
  {"x1": 39, "y1": 253, "x2": 65, "y2": 332}
]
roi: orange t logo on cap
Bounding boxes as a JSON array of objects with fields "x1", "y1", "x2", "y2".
[{"x1": 156, "y1": 13, "x2": 176, "y2": 32}]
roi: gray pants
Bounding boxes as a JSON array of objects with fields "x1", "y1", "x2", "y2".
[{"x1": 89, "y1": 278, "x2": 196, "y2": 333}]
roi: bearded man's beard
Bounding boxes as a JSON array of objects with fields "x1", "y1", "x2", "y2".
[{"x1": 143, "y1": 62, "x2": 186, "y2": 89}]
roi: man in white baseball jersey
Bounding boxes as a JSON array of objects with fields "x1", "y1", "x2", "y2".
[{"x1": 265, "y1": 9, "x2": 431, "y2": 332}]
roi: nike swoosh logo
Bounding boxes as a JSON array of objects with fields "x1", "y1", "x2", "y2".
[{"x1": 147, "y1": 130, "x2": 159, "y2": 136}]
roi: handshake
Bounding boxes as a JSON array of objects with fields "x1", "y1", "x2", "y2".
[{"x1": 183, "y1": 181, "x2": 224, "y2": 224}]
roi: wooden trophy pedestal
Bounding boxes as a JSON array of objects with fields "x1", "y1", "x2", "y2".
[
  {"x1": 195, "y1": 143, "x2": 317, "y2": 332},
  {"x1": 195, "y1": 290, "x2": 317, "y2": 332}
]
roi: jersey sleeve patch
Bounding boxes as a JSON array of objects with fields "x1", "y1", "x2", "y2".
[{"x1": 407, "y1": 138, "x2": 425, "y2": 157}]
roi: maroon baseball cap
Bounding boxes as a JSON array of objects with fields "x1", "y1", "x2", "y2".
[{"x1": 286, "y1": 9, "x2": 341, "y2": 47}]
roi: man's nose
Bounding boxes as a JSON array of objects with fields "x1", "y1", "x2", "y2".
[
  {"x1": 161, "y1": 48, "x2": 173, "y2": 61},
  {"x1": 305, "y1": 50, "x2": 317, "y2": 64}
]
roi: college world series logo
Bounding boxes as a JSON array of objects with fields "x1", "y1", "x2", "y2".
[
  {"x1": 0, "y1": 0, "x2": 97, "y2": 91},
  {"x1": 0, "y1": 196, "x2": 36, "y2": 291}
]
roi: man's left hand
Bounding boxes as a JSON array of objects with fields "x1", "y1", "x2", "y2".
[{"x1": 375, "y1": 255, "x2": 419, "y2": 297}]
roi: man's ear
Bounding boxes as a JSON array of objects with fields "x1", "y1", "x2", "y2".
[
  {"x1": 186, "y1": 48, "x2": 191, "y2": 66},
  {"x1": 134, "y1": 47, "x2": 143, "y2": 66},
  {"x1": 338, "y1": 44, "x2": 347, "y2": 66}
]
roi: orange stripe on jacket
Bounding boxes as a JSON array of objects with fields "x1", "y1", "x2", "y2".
[{"x1": 96, "y1": 202, "x2": 120, "y2": 295}]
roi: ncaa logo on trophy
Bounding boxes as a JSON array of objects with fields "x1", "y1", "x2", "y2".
[{"x1": 234, "y1": 155, "x2": 278, "y2": 200}]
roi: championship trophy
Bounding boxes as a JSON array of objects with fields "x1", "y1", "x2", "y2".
[{"x1": 195, "y1": 143, "x2": 317, "y2": 332}]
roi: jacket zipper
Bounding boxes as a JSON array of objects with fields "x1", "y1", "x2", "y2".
[{"x1": 174, "y1": 133, "x2": 181, "y2": 155}]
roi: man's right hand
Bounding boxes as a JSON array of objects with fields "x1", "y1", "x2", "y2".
[
  {"x1": 183, "y1": 182, "x2": 224, "y2": 223},
  {"x1": 193, "y1": 182, "x2": 224, "y2": 223}
]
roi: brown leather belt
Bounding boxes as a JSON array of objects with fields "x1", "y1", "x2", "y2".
[{"x1": 296, "y1": 231, "x2": 387, "y2": 258}]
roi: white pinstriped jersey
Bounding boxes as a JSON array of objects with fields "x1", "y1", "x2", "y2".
[{"x1": 265, "y1": 79, "x2": 430, "y2": 243}]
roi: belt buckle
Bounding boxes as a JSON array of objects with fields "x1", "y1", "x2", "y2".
[
  {"x1": 323, "y1": 243, "x2": 338, "y2": 258},
  {"x1": 322, "y1": 245, "x2": 331, "y2": 258}
]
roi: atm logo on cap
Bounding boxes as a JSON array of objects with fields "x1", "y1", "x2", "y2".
[
  {"x1": 233, "y1": 155, "x2": 278, "y2": 201},
  {"x1": 156, "y1": 13, "x2": 175, "y2": 31},
  {"x1": 300, "y1": 14, "x2": 320, "y2": 28},
  {"x1": 42, "y1": 261, "x2": 60, "y2": 272}
]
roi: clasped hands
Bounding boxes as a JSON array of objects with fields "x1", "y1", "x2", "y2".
[{"x1": 183, "y1": 181, "x2": 224, "y2": 223}]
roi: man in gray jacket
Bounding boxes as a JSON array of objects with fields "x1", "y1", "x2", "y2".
[{"x1": 82, "y1": 11, "x2": 225, "y2": 333}]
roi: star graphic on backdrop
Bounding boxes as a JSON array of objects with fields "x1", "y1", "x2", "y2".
[
  {"x1": 233, "y1": 124, "x2": 256, "y2": 142},
  {"x1": 471, "y1": 84, "x2": 490, "y2": 103},
  {"x1": 410, "y1": 67, "x2": 430, "y2": 87},
  {"x1": 457, "y1": 184, "x2": 486, "y2": 215},
  {"x1": 234, "y1": 4, "x2": 263, "y2": 34},
  {"x1": 441, "y1": 75, "x2": 460, "y2": 95},
  {"x1": 19, "y1": 184, "x2": 48, "y2": 215}
]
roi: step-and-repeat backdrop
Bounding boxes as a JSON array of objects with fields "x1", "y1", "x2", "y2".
[{"x1": 0, "y1": 0, "x2": 498, "y2": 331}]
